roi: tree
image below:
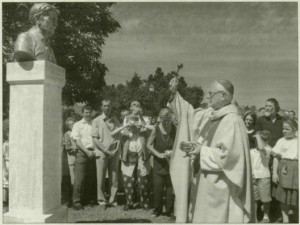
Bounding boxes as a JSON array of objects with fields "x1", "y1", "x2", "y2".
[
  {"x1": 98, "y1": 67, "x2": 204, "y2": 118},
  {"x1": 2, "y1": 3, "x2": 120, "y2": 115}
]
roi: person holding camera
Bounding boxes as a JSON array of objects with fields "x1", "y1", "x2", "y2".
[
  {"x1": 117, "y1": 116, "x2": 151, "y2": 211},
  {"x1": 111, "y1": 101, "x2": 151, "y2": 211}
]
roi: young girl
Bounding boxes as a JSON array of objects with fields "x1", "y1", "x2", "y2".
[{"x1": 272, "y1": 119, "x2": 298, "y2": 223}]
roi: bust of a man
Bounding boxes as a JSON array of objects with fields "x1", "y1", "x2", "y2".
[{"x1": 14, "y1": 3, "x2": 58, "y2": 64}]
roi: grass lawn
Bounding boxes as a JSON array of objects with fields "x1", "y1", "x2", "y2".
[
  {"x1": 68, "y1": 193, "x2": 173, "y2": 223},
  {"x1": 68, "y1": 205, "x2": 173, "y2": 223}
]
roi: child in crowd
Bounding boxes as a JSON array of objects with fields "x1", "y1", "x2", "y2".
[
  {"x1": 251, "y1": 130, "x2": 272, "y2": 223},
  {"x1": 3, "y1": 119, "x2": 9, "y2": 212},
  {"x1": 272, "y1": 119, "x2": 298, "y2": 223}
]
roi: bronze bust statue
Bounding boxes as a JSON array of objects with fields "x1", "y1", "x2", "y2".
[{"x1": 14, "y1": 3, "x2": 58, "y2": 64}]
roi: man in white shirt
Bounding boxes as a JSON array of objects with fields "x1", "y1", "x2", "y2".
[{"x1": 71, "y1": 105, "x2": 96, "y2": 210}]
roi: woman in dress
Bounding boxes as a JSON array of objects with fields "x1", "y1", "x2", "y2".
[{"x1": 147, "y1": 108, "x2": 176, "y2": 217}]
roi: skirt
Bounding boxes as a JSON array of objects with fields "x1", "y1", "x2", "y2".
[{"x1": 272, "y1": 159, "x2": 298, "y2": 206}]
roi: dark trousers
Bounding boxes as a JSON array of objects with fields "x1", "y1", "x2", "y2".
[
  {"x1": 269, "y1": 155, "x2": 282, "y2": 222},
  {"x1": 61, "y1": 147, "x2": 72, "y2": 205},
  {"x1": 73, "y1": 151, "x2": 97, "y2": 205},
  {"x1": 153, "y1": 172, "x2": 174, "y2": 214}
]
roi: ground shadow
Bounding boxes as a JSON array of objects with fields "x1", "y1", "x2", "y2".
[{"x1": 76, "y1": 218, "x2": 151, "y2": 223}]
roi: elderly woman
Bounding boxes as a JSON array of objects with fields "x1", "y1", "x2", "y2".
[
  {"x1": 3, "y1": 119, "x2": 9, "y2": 211},
  {"x1": 244, "y1": 111, "x2": 257, "y2": 149},
  {"x1": 63, "y1": 117, "x2": 77, "y2": 186},
  {"x1": 122, "y1": 119, "x2": 151, "y2": 211},
  {"x1": 147, "y1": 108, "x2": 176, "y2": 217}
]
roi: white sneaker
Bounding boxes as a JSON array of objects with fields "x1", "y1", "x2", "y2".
[
  {"x1": 108, "y1": 202, "x2": 118, "y2": 207},
  {"x1": 98, "y1": 201, "x2": 107, "y2": 206}
]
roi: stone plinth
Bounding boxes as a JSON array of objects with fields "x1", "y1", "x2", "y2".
[{"x1": 4, "y1": 61, "x2": 68, "y2": 223}]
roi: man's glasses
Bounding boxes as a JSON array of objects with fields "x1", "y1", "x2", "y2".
[{"x1": 208, "y1": 91, "x2": 224, "y2": 99}]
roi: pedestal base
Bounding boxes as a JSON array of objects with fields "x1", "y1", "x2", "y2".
[
  {"x1": 6, "y1": 61, "x2": 67, "y2": 223},
  {"x1": 4, "y1": 206, "x2": 68, "y2": 223}
]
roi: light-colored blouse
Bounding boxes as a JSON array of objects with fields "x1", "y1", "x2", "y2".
[{"x1": 272, "y1": 137, "x2": 298, "y2": 160}]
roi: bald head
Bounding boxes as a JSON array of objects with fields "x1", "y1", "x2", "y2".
[
  {"x1": 217, "y1": 79, "x2": 234, "y2": 95},
  {"x1": 208, "y1": 79, "x2": 234, "y2": 110},
  {"x1": 212, "y1": 80, "x2": 234, "y2": 97}
]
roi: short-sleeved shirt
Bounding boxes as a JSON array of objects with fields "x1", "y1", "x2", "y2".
[
  {"x1": 272, "y1": 137, "x2": 298, "y2": 160},
  {"x1": 255, "y1": 114, "x2": 284, "y2": 147},
  {"x1": 71, "y1": 118, "x2": 94, "y2": 149},
  {"x1": 250, "y1": 145, "x2": 271, "y2": 179},
  {"x1": 90, "y1": 113, "x2": 121, "y2": 150}
]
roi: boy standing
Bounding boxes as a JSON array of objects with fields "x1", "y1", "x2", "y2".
[{"x1": 251, "y1": 130, "x2": 272, "y2": 223}]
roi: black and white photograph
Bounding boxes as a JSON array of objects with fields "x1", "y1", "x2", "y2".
[{"x1": 2, "y1": 1, "x2": 298, "y2": 223}]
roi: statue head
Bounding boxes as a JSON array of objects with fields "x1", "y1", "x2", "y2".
[{"x1": 29, "y1": 3, "x2": 59, "y2": 37}]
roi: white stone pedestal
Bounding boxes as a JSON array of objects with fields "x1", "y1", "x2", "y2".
[{"x1": 4, "y1": 61, "x2": 68, "y2": 223}]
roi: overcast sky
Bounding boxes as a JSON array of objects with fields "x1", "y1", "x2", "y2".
[{"x1": 101, "y1": 2, "x2": 298, "y2": 112}]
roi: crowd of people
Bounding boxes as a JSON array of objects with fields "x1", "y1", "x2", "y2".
[
  {"x1": 3, "y1": 77, "x2": 298, "y2": 223},
  {"x1": 61, "y1": 100, "x2": 176, "y2": 219},
  {"x1": 244, "y1": 99, "x2": 298, "y2": 223}
]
